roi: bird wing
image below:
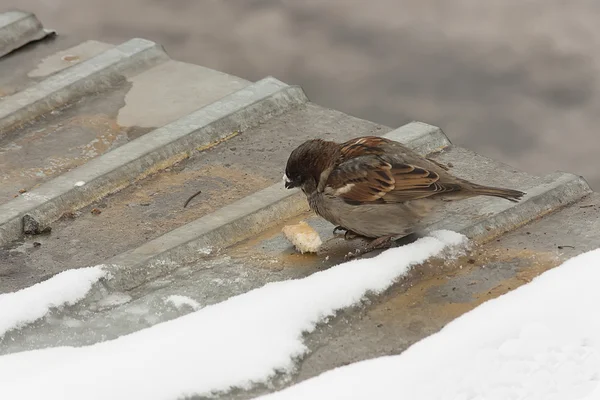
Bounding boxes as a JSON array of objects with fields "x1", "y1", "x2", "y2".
[{"x1": 324, "y1": 154, "x2": 461, "y2": 204}]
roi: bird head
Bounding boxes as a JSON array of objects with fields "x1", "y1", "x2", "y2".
[{"x1": 284, "y1": 139, "x2": 339, "y2": 191}]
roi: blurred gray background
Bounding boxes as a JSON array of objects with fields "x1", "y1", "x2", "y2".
[{"x1": 6, "y1": 0, "x2": 600, "y2": 188}]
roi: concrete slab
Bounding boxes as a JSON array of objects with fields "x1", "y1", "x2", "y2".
[
  {"x1": 0, "y1": 83, "x2": 137, "y2": 205},
  {"x1": 0, "y1": 34, "x2": 83, "y2": 98},
  {"x1": 196, "y1": 152, "x2": 588, "y2": 276},
  {"x1": 2, "y1": 182, "x2": 595, "y2": 400},
  {"x1": 1, "y1": 27, "x2": 598, "y2": 400},
  {"x1": 2, "y1": 114, "x2": 586, "y2": 328},
  {"x1": 104, "y1": 121, "x2": 452, "y2": 291},
  {"x1": 117, "y1": 60, "x2": 250, "y2": 128},
  {"x1": 27, "y1": 40, "x2": 115, "y2": 78},
  {"x1": 0, "y1": 104, "x2": 595, "y2": 400},
  {"x1": 265, "y1": 193, "x2": 600, "y2": 397},
  {"x1": 91, "y1": 123, "x2": 589, "y2": 293},
  {"x1": 0, "y1": 43, "x2": 250, "y2": 214},
  {"x1": 0, "y1": 10, "x2": 51, "y2": 59},
  {"x1": 0, "y1": 38, "x2": 169, "y2": 135},
  {"x1": 0, "y1": 103, "x2": 387, "y2": 293},
  {"x1": 0, "y1": 77, "x2": 303, "y2": 246}
]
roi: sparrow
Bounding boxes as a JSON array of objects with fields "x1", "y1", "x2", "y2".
[{"x1": 284, "y1": 136, "x2": 525, "y2": 253}]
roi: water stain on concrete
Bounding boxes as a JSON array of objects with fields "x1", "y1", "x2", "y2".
[
  {"x1": 116, "y1": 60, "x2": 249, "y2": 128},
  {"x1": 0, "y1": 82, "x2": 135, "y2": 204}
]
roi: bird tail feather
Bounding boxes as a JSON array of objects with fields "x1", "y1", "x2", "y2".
[{"x1": 468, "y1": 183, "x2": 525, "y2": 203}]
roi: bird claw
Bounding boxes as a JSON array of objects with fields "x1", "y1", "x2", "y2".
[
  {"x1": 333, "y1": 226, "x2": 360, "y2": 241},
  {"x1": 345, "y1": 230, "x2": 359, "y2": 240}
]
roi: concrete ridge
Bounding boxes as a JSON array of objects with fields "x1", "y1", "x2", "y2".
[
  {"x1": 0, "y1": 37, "x2": 169, "y2": 135},
  {"x1": 98, "y1": 121, "x2": 593, "y2": 293},
  {"x1": 0, "y1": 10, "x2": 50, "y2": 58},
  {"x1": 100, "y1": 121, "x2": 451, "y2": 291},
  {"x1": 433, "y1": 171, "x2": 592, "y2": 242},
  {"x1": 385, "y1": 121, "x2": 451, "y2": 154},
  {"x1": 104, "y1": 169, "x2": 591, "y2": 293},
  {"x1": 0, "y1": 77, "x2": 308, "y2": 245}
]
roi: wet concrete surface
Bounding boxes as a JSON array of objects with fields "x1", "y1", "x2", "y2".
[
  {"x1": 0, "y1": 203, "x2": 571, "y2": 398},
  {"x1": 0, "y1": 35, "x2": 83, "y2": 97},
  {"x1": 1, "y1": 170, "x2": 595, "y2": 399},
  {"x1": 192, "y1": 197, "x2": 600, "y2": 399},
  {"x1": 8, "y1": 0, "x2": 600, "y2": 188},
  {"x1": 0, "y1": 81, "x2": 146, "y2": 204},
  {"x1": 1, "y1": 5, "x2": 599, "y2": 396},
  {"x1": 0, "y1": 104, "x2": 388, "y2": 293},
  {"x1": 208, "y1": 206, "x2": 584, "y2": 399},
  {"x1": 0, "y1": 37, "x2": 251, "y2": 206},
  {"x1": 292, "y1": 246, "x2": 562, "y2": 385},
  {"x1": 279, "y1": 194, "x2": 600, "y2": 391}
]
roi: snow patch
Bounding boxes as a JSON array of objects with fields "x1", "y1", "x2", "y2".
[
  {"x1": 197, "y1": 247, "x2": 213, "y2": 255},
  {"x1": 0, "y1": 230, "x2": 466, "y2": 399},
  {"x1": 164, "y1": 295, "x2": 201, "y2": 311},
  {"x1": 259, "y1": 247, "x2": 600, "y2": 400},
  {"x1": 0, "y1": 266, "x2": 106, "y2": 338}
]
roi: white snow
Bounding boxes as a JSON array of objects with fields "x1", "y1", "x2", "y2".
[
  {"x1": 0, "y1": 230, "x2": 466, "y2": 400},
  {"x1": 197, "y1": 247, "x2": 213, "y2": 255},
  {"x1": 0, "y1": 266, "x2": 106, "y2": 338},
  {"x1": 164, "y1": 295, "x2": 201, "y2": 311},
  {"x1": 258, "y1": 247, "x2": 600, "y2": 400}
]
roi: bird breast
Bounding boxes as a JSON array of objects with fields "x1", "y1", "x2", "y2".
[{"x1": 307, "y1": 191, "x2": 440, "y2": 238}]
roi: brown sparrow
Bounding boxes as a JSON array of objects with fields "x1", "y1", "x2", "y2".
[{"x1": 284, "y1": 136, "x2": 525, "y2": 252}]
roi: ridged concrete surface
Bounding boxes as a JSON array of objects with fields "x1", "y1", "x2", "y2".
[{"x1": 0, "y1": 11, "x2": 597, "y2": 400}]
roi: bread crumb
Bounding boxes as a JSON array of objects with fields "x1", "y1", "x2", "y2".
[{"x1": 282, "y1": 221, "x2": 322, "y2": 254}]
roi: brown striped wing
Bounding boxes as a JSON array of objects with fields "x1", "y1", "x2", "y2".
[{"x1": 325, "y1": 154, "x2": 461, "y2": 204}]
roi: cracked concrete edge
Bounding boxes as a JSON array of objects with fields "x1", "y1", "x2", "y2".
[
  {"x1": 0, "y1": 37, "x2": 170, "y2": 135},
  {"x1": 100, "y1": 121, "x2": 450, "y2": 291},
  {"x1": 0, "y1": 77, "x2": 309, "y2": 246},
  {"x1": 426, "y1": 172, "x2": 593, "y2": 242},
  {"x1": 0, "y1": 10, "x2": 50, "y2": 58}
]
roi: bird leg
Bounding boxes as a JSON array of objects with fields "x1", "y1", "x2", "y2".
[{"x1": 365, "y1": 235, "x2": 395, "y2": 252}]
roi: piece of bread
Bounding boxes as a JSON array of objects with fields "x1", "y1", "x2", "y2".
[{"x1": 281, "y1": 221, "x2": 322, "y2": 254}]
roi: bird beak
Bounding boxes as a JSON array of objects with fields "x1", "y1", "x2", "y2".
[{"x1": 283, "y1": 173, "x2": 294, "y2": 189}]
